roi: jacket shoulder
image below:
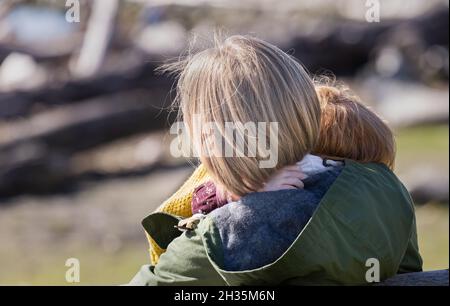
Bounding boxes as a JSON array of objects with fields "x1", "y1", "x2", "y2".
[{"x1": 130, "y1": 218, "x2": 226, "y2": 286}]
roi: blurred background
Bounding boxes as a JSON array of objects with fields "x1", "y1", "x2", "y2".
[{"x1": 0, "y1": 0, "x2": 448, "y2": 285}]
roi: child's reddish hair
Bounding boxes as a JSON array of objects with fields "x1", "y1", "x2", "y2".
[{"x1": 313, "y1": 85, "x2": 396, "y2": 170}]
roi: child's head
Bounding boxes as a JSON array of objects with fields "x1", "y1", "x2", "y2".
[
  {"x1": 167, "y1": 35, "x2": 322, "y2": 196},
  {"x1": 313, "y1": 85, "x2": 396, "y2": 169}
]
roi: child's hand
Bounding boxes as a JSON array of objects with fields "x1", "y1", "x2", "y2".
[{"x1": 260, "y1": 165, "x2": 307, "y2": 192}]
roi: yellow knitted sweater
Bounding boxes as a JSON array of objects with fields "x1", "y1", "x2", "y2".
[{"x1": 146, "y1": 164, "x2": 210, "y2": 265}]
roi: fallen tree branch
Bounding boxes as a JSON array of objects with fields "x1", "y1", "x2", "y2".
[
  {"x1": 72, "y1": 0, "x2": 119, "y2": 77},
  {"x1": 0, "y1": 89, "x2": 174, "y2": 153},
  {"x1": 0, "y1": 61, "x2": 169, "y2": 119},
  {"x1": 286, "y1": 5, "x2": 449, "y2": 76}
]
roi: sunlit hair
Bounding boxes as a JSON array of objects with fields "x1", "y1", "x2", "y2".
[
  {"x1": 313, "y1": 84, "x2": 396, "y2": 170},
  {"x1": 162, "y1": 35, "x2": 321, "y2": 196}
]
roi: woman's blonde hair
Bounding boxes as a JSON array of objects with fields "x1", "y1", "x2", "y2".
[
  {"x1": 164, "y1": 35, "x2": 321, "y2": 196},
  {"x1": 164, "y1": 35, "x2": 396, "y2": 196},
  {"x1": 313, "y1": 84, "x2": 396, "y2": 169}
]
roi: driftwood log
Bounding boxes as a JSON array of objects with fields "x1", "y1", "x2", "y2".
[
  {"x1": 0, "y1": 89, "x2": 174, "y2": 152},
  {"x1": 0, "y1": 42, "x2": 75, "y2": 64},
  {"x1": 0, "y1": 61, "x2": 170, "y2": 119},
  {"x1": 72, "y1": 0, "x2": 119, "y2": 78},
  {"x1": 285, "y1": 5, "x2": 449, "y2": 77},
  {"x1": 0, "y1": 89, "x2": 178, "y2": 197}
]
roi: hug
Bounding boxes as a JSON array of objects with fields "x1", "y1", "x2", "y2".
[{"x1": 129, "y1": 35, "x2": 422, "y2": 285}]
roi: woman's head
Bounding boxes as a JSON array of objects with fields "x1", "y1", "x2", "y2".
[
  {"x1": 313, "y1": 85, "x2": 396, "y2": 169},
  {"x1": 167, "y1": 35, "x2": 322, "y2": 196}
]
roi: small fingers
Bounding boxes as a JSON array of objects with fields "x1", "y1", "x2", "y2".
[
  {"x1": 277, "y1": 185, "x2": 298, "y2": 190},
  {"x1": 261, "y1": 164, "x2": 307, "y2": 192},
  {"x1": 283, "y1": 165, "x2": 301, "y2": 171},
  {"x1": 280, "y1": 177, "x2": 305, "y2": 189},
  {"x1": 280, "y1": 170, "x2": 308, "y2": 180}
]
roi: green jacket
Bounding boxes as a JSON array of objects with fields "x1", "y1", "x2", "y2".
[{"x1": 129, "y1": 160, "x2": 422, "y2": 285}]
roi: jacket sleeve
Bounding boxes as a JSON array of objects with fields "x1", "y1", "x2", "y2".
[
  {"x1": 128, "y1": 228, "x2": 227, "y2": 286},
  {"x1": 398, "y1": 217, "x2": 423, "y2": 274}
]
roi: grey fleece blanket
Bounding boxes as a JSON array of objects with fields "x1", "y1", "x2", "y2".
[{"x1": 209, "y1": 167, "x2": 342, "y2": 271}]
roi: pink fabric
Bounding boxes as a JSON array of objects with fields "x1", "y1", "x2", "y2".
[{"x1": 191, "y1": 181, "x2": 228, "y2": 214}]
